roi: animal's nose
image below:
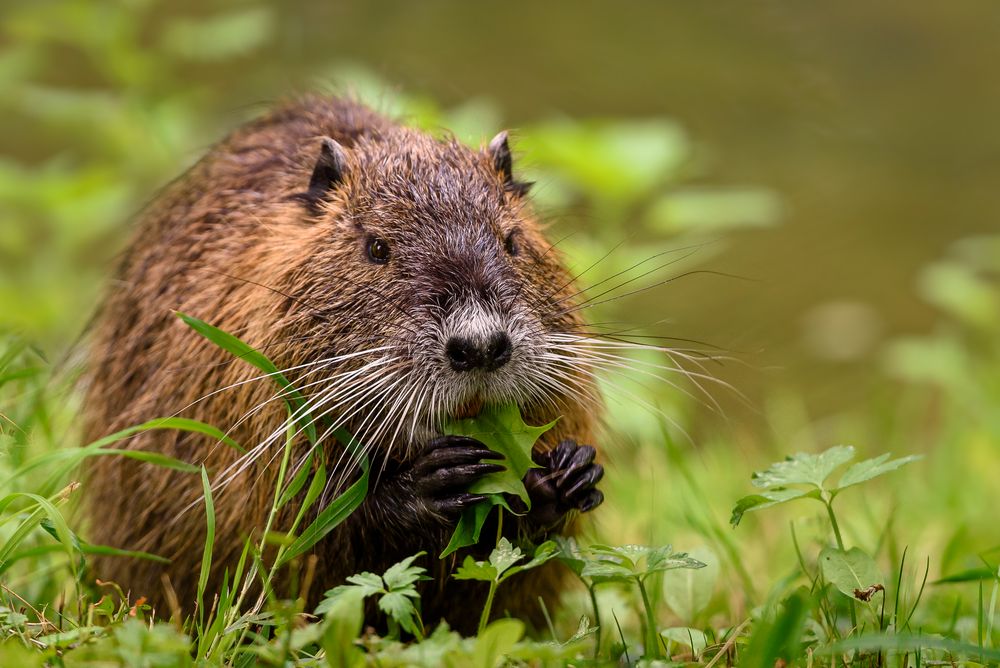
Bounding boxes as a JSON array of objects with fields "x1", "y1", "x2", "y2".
[{"x1": 446, "y1": 332, "x2": 512, "y2": 372}]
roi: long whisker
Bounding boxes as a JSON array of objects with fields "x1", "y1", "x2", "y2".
[{"x1": 210, "y1": 358, "x2": 402, "y2": 493}]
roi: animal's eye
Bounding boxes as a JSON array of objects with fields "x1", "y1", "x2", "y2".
[
  {"x1": 367, "y1": 237, "x2": 391, "y2": 264},
  {"x1": 504, "y1": 229, "x2": 520, "y2": 257}
]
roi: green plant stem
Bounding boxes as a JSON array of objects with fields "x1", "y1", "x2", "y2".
[
  {"x1": 479, "y1": 581, "x2": 498, "y2": 636},
  {"x1": 477, "y1": 508, "x2": 506, "y2": 635},
  {"x1": 221, "y1": 420, "x2": 295, "y2": 656},
  {"x1": 636, "y1": 577, "x2": 659, "y2": 659},
  {"x1": 825, "y1": 499, "x2": 846, "y2": 551},
  {"x1": 825, "y1": 497, "x2": 858, "y2": 631},
  {"x1": 495, "y1": 507, "x2": 504, "y2": 547},
  {"x1": 387, "y1": 617, "x2": 400, "y2": 641},
  {"x1": 589, "y1": 585, "x2": 602, "y2": 658}
]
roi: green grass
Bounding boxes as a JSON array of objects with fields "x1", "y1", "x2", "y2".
[
  {"x1": 2, "y1": 243, "x2": 999, "y2": 666},
  {"x1": 4, "y1": 14, "x2": 1000, "y2": 662}
]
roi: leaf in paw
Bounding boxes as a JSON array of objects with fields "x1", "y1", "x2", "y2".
[{"x1": 413, "y1": 435, "x2": 504, "y2": 519}]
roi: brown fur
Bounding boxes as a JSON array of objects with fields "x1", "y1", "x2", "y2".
[{"x1": 82, "y1": 96, "x2": 600, "y2": 633}]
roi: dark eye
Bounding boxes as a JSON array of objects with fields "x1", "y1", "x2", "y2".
[
  {"x1": 367, "y1": 237, "x2": 391, "y2": 264},
  {"x1": 504, "y1": 229, "x2": 520, "y2": 257}
]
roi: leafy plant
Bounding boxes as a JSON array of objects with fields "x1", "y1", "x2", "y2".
[
  {"x1": 583, "y1": 543, "x2": 705, "y2": 658},
  {"x1": 439, "y1": 404, "x2": 555, "y2": 558},
  {"x1": 453, "y1": 538, "x2": 558, "y2": 635},
  {"x1": 733, "y1": 445, "x2": 922, "y2": 643},
  {"x1": 731, "y1": 445, "x2": 921, "y2": 541},
  {"x1": 318, "y1": 553, "x2": 430, "y2": 640},
  {"x1": 555, "y1": 536, "x2": 705, "y2": 658}
]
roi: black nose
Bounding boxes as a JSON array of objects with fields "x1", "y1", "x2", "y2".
[{"x1": 446, "y1": 332, "x2": 512, "y2": 372}]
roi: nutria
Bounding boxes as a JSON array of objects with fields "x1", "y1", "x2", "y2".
[{"x1": 81, "y1": 96, "x2": 605, "y2": 633}]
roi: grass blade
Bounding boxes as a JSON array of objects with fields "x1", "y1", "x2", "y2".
[
  {"x1": 276, "y1": 471, "x2": 369, "y2": 568},
  {"x1": 177, "y1": 312, "x2": 318, "y2": 445},
  {"x1": 197, "y1": 465, "x2": 217, "y2": 631}
]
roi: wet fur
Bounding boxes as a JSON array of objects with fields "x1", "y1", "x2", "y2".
[{"x1": 82, "y1": 96, "x2": 602, "y2": 633}]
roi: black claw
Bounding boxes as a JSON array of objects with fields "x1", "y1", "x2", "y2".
[
  {"x1": 554, "y1": 446, "x2": 596, "y2": 491},
  {"x1": 435, "y1": 493, "x2": 488, "y2": 516},
  {"x1": 578, "y1": 489, "x2": 604, "y2": 512},
  {"x1": 415, "y1": 448, "x2": 500, "y2": 475},
  {"x1": 427, "y1": 434, "x2": 489, "y2": 450},
  {"x1": 411, "y1": 435, "x2": 505, "y2": 524},
  {"x1": 525, "y1": 439, "x2": 603, "y2": 522},
  {"x1": 548, "y1": 439, "x2": 577, "y2": 471},
  {"x1": 416, "y1": 463, "x2": 504, "y2": 495},
  {"x1": 564, "y1": 463, "x2": 604, "y2": 499}
]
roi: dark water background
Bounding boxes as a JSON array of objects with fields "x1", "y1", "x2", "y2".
[{"x1": 4, "y1": 1, "x2": 999, "y2": 434}]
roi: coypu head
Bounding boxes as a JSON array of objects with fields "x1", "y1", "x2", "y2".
[{"x1": 282, "y1": 124, "x2": 594, "y2": 458}]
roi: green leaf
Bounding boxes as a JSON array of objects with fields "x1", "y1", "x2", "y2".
[
  {"x1": 345, "y1": 572, "x2": 385, "y2": 597},
  {"x1": 111, "y1": 449, "x2": 200, "y2": 472},
  {"x1": 10, "y1": 416, "x2": 240, "y2": 495},
  {"x1": 473, "y1": 618, "x2": 524, "y2": 668},
  {"x1": 502, "y1": 540, "x2": 558, "y2": 582},
  {"x1": 69, "y1": 543, "x2": 169, "y2": 564},
  {"x1": 581, "y1": 544, "x2": 640, "y2": 581},
  {"x1": 316, "y1": 552, "x2": 428, "y2": 639},
  {"x1": 488, "y1": 538, "x2": 524, "y2": 578},
  {"x1": 319, "y1": 587, "x2": 365, "y2": 668},
  {"x1": 380, "y1": 623, "x2": 463, "y2": 665},
  {"x1": 741, "y1": 588, "x2": 811, "y2": 668},
  {"x1": 579, "y1": 559, "x2": 634, "y2": 582},
  {"x1": 554, "y1": 535, "x2": 587, "y2": 576},
  {"x1": 519, "y1": 119, "x2": 689, "y2": 203},
  {"x1": 277, "y1": 469, "x2": 369, "y2": 567},
  {"x1": 663, "y1": 546, "x2": 719, "y2": 622},
  {"x1": 645, "y1": 188, "x2": 781, "y2": 235},
  {"x1": 0, "y1": 492, "x2": 77, "y2": 576},
  {"x1": 934, "y1": 566, "x2": 998, "y2": 584},
  {"x1": 277, "y1": 452, "x2": 315, "y2": 509},
  {"x1": 196, "y1": 466, "x2": 215, "y2": 624},
  {"x1": 378, "y1": 592, "x2": 421, "y2": 637},
  {"x1": 453, "y1": 555, "x2": 498, "y2": 583},
  {"x1": 735, "y1": 446, "x2": 920, "y2": 526},
  {"x1": 565, "y1": 615, "x2": 598, "y2": 645},
  {"x1": 300, "y1": 462, "x2": 328, "y2": 515},
  {"x1": 439, "y1": 404, "x2": 555, "y2": 557},
  {"x1": 835, "y1": 453, "x2": 923, "y2": 493},
  {"x1": 439, "y1": 499, "x2": 498, "y2": 558},
  {"x1": 730, "y1": 488, "x2": 820, "y2": 527},
  {"x1": 177, "y1": 312, "x2": 318, "y2": 445},
  {"x1": 443, "y1": 404, "x2": 552, "y2": 506},
  {"x1": 646, "y1": 545, "x2": 706, "y2": 575},
  {"x1": 137, "y1": 417, "x2": 244, "y2": 454},
  {"x1": 161, "y1": 7, "x2": 273, "y2": 62},
  {"x1": 451, "y1": 540, "x2": 555, "y2": 587},
  {"x1": 581, "y1": 544, "x2": 704, "y2": 582},
  {"x1": 661, "y1": 627, "x2": 709, "y2": 654},
  {"x1": 750, "y1": 445, "x2": 855, "y2": 490},
  {"x1": 382, "y1": 551, "x2": 429, "y2": 591},
  {"x1": 317, "y1": 575, "x2": 382, "y2": 614},
  {"x1": 819, "y1": 547, "x2": 884, "y2": 601}
]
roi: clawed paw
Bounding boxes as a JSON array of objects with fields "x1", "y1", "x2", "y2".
[
  {"x1": 412, "y1": 435, "x2": 503, "y2": 520},
  {"x1": 524, "y1": 438, "x2": 604, "y2": 525}
]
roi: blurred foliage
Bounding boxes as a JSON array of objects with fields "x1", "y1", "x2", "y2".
[
  {"x1": 885, "y1": 235, "x2": 1000, "y2": 439},
  {"x1": 2, "y1": 0, "x2": 1000, "y2": 664},
  {"x1": 0, "y1": 0, "x2": 779, "y2": 352}
]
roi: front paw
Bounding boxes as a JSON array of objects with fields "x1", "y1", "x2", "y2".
[
  {"x1": 411, "y1": 435, "x2": 504, "y2": 521},
  {"x1": 524, "y1": 439, "x2": 604, "y2": 526}
]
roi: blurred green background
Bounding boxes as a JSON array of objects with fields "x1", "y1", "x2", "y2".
[
  {"x1": 3, "y1": 0, "x2": 1000, "y2": 444},
  {"x1": 2, "y1": 0, "x2": 1000, "y2": 645}
]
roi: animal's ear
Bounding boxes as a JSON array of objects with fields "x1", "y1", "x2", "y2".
[
  {"x1": 488, "y1": 131, "x2": 532, "y2": 197},
  {"x1": 302, "y1": 137, "x2": 348, "y2": 208}
]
